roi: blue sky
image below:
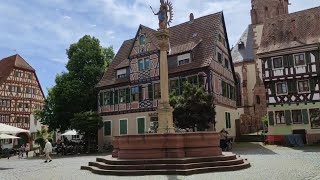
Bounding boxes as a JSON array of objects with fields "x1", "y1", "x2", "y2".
[{"x1": 0, "y1": 0, "x2": 319, "y2": 96}]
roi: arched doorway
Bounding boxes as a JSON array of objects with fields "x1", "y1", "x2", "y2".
[{"x1": 16, "y1": 132, "x2": 30, "y2": 147}]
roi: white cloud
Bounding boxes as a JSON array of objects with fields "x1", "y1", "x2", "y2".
[{"x1": 63, "y1": 15, "x2": 72, "y2": 20}]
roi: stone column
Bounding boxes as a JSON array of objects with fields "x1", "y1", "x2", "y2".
[{"x1": 155, "y1": 29, "x2": 175, "y2": 134}]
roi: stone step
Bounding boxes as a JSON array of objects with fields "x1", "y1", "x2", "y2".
[
  {"x1": 81, "y1": 160, "x2": 250, "y2": 176},
  {"x1": 89, "y1": 158, "x2": 244, "y2": 170},
  {"x1": 96, "y1": 153, "x2": 237, "y2": 165}
]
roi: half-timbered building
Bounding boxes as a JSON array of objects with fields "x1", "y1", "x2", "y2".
[
  {"x1": 0, "y1": 54, "x2": 45, "y2": 148},
  {"x1": 257, "y1": 6, "x2": 320, "y2": 144},
  {"x1": 96, "y1": 12, "x2": 238, "y2": 145}
]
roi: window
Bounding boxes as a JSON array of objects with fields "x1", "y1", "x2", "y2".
[
  {"x1": 224, "y1": 58, "x2": 229, "y2": 69},
  {"x1": 154, "y1": 83, "x2": 161, "y2": 99},
  {"x1": 309, "y1": 108, "x2": 320, "y2": 129},
  {"x1": 25, "y1": 103, "x2": 29, "y2": 108},
  {"x1": 218, "y1": 34, "x2": 222, "y2": 42},
  {"x1": 139, "y1": 35, "x2": 145, "y2": 45},
  {"x1": 104, "y1": 121, "x2": 112, "y2": 136},
  {"x1": 225, "y1": 112, "x2": 231, "y2": 129},
  {"x1": 119, "y1": 119, "x2": 128, "y2": 135},
  {"x1": 294, "y1": 53, "x2": 305, "y2": 66},
  {"x1": 169, "y1": 79, "x2": 179, "y2": 95},
  {"x1": 24, "y1": 117, "x2": 29, "y2": 124},
  {"x1": 218, "y1": 52, "x2": 222, "y2": 63},
  {"x1": 119, "y1": 89, "x2": 126, "y2": 103},
  {"x1": 297, "y1": 80, "x2": 309, "y2": 93},
  {"x1": 275, "y1": 111, "x2": 285, "y2": 124},
  {"x1": 292, "y1": 110, "x2": 302, "y2": 124},
  {"x1": 17, "y1": 86, "x2": 21, "y2": 93},
  {"x1": 276, "y1": 82, "x2": 288, "y2": 95},
  {"x1": 0, "y1": 115, "x2": 10, "y2": 123},
  {"x1": 272, "y1": 57, "x2": 283, "y2": 69},
  {"x1": 138, "y1": 58, "x2": 150, "y2": 71},
  {"x1": 137, "y1": 117, "x2": 145, "y2": 134},
  {"x1": 27, "y1": 73, "x2": 32, "y2": 79},
  {"x1": 116, "y1": 69, "x2": 127, "y2": 78},
  {"x1": 26, "y1": 87, "x2": 31, "y2": 94},
  {"x1": 72, "y1": 135, "x2": 80, "y2": 140},
  {"x1": 187, "y1": 76, "x2": 198, "y2": 85},
  {"x1": 103, "y1": 91, "x2": 114, "y2": 105},
  {"x1": 178, "y1": 58, "x2": 190, "y2": 66},
  {"x1": 18, "y1": 103, "x2": 22, "y2": 108},
  {"x1": 131, "y1": 86, "x2": 140, "y2": 101}
]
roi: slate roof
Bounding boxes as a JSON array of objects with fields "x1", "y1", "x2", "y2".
[
  {"x1": 0, "y1": 54, "x2": 35, "y2": 85},
  {"x1": 97, "y1": 12, "x2": 229, "y2": 88},
  {"x1": 231, "y1": 25, "x2": 254, "y2": 63},
  {"x1": 258, "y1": 6, "x2": 320, "y2": 54}
]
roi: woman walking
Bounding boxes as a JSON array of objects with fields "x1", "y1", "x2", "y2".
[{"x1": 25, "y1": 143, "x2": 30, "y2": 158}]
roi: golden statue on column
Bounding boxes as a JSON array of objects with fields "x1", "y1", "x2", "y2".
[{"x1": 150, "y1": 0, "x2": 174, "y2": 133}]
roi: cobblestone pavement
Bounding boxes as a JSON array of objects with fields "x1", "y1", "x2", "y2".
[{"x1": 0, "y1": 143, "x2": 319, "y2": 180}]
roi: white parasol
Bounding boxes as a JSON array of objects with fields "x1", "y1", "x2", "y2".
[{"x1": 0, "y1": 123, "x2": 29, "y2": 134}]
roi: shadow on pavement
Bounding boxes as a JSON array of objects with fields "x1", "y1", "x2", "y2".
[
  {"x1": 26, "y1": 153, "x2": 111, "y2": 160},
  {"x1": 0, "y1": 168, "x2": 14, "y2": 170},
  {"x1": 288, "y1": 145, "x2": 320, "y2": 152},
  {"x1": 232, "y1": 142, "x2": 277, "y2": 155}
]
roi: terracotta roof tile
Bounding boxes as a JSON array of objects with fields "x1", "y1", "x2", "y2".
[
  {"x1": 0, "y1": 54, "x2": 35, "y2": 86},
  {"x1": 96, "y1": 39, "x2": 134, "y2": 87},
  {"x1": 97, "y1": 12, "x2": 223, "y2": 88},
  {"x1": 258, "y1": 6, "x2": 320, "y2": 54}
]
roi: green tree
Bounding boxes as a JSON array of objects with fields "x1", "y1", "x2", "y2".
[
  {"x1": 37, "y1": 35, "x2": 114, "y2": 132},
  {"x1": 70, "y1": 111, "x2": 103, "y2": 152},
  {"x1": 170, "y1": 83, "x2": 216, "y2": 131}
]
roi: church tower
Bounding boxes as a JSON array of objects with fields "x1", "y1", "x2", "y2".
[{"x1": 251, "y1": 0, "x2": 289, "y2": 25}]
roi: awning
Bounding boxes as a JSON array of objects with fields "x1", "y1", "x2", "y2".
[
  {"x1": 0, "y1": 123, "x2": 29, "y2": 134},
  {"x1": 0, "y1": 133, "x2": 20, "y2": 140},
  {"x1": 61, "y1": 130, "x2": 78, "y2": 136}
]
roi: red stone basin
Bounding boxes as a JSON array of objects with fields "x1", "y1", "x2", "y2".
[{"x1": 112, "y1": 132, "x2": 222, "y2": 159}]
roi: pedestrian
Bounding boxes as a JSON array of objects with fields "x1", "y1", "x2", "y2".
[
  {"x1": 43, "y1": 139, "x2": 52, "y2": 163},
  {"x1": 19, "y1": 144, "x2": 25, "y2": 159},
  {"x1": 25, "y1": 143, "x2": 30, "y2": 158}
]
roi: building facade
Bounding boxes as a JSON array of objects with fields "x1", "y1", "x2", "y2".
[
  {"x1": 0, "y1": 54, "x2": 45, "y2": 148},
  {"x1": 232, "y1": 0, "x2": 320, "y2": 144},
  {"x1": 96, "y1": 12, "x2": 238, "y2": 145}
]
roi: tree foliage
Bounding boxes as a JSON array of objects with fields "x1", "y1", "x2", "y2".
[
  {"x1": 170, "y1": 83, "x2": 216, "y2": 131},
  {"x1": 70, "y1": 111, "x2": 103, "y2": 152},
  {"x1": 37, "y1": 35, "x2": 114, "y2": 132}
]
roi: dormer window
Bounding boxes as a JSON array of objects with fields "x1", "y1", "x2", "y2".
[
  {"x1": 116, "y1": 68, "x2": 127, "y2": 78},
  {"x1": 238, "y1": 41, "x2": 245, "y2": 49},
  {"x1": 139, "y1": 35, "x2": 146, "y2": 45},
  {"x1": 177, "y1": 53, "x2": 191, "y2": 66}
]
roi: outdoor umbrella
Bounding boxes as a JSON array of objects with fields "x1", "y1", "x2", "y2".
[
  {"x1": 0, "y1": 123, "x2": 29, "y2": 134},
  {"x1": 0, "y1": 133, "x2": 20, "y2": 140},
  {"x1": 61, "y1": 130, "x2": 78, "y2": 136}
]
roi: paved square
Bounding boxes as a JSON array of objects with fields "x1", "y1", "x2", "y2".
[{"x1": 0, "y1": 143, "x2": 319, "y2": 180}]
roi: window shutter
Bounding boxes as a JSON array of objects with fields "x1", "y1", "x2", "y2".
[
  {"x1": 283, "y1": 56, "x2": 289, "y2": 67},
  {"x1": 302, "y1": 109, "x2": 309, "y2": 124},
  {"x1": 110, "y1": 91, "x2": 114, "y2": 105},
  {"x1": 310, "y1": 78, "x2": 316, "y2": 92},
  {"x1": 114, "y1": 90, "x2": 119, "y2": 104},
  {"x1": 225, "y1": 112, "x2": 228, "y2": 128},
  {"x1": 99, "y1": 93, "x2": 103, "y2": 106},
  {"x1": 120, "y1": 120, "x2": 127, "y2": 135},
  {"x1": 288, "y1": 55, "x2": 294, "y2": 67},
  {"x1": 288, "y1": 80, "x2": 297, "y2": 94},
  {"x1": 148, "y1": 84, "x2": 153, "y2": 100},
  {"x1": 267, "y1": 58, "x2": 272, "y2": 69},
  {"x1": 137, "y1": 118, "x2": 145, "y2": 134},
  {"x1": 139, "y1": 86, "x2": 143, "y2": 101},
  {"x1": 285, "y1": 110, "x2": 292, "y2": 125},
  {"x1": 270, "y1": 83, "x2": 276, "y2": 95},
  {"x1": 306, "y1": 52, "x2": 311, "y2": 64},
  {"x1": 228, "y1": 113, "x2": 231, "y2": 129},
  {"x1": 125, "y1": 88, "x2": 131, "y2": 103},
  {"x1": 268, "y1": 111, "x2": 274, "y2": 126}
]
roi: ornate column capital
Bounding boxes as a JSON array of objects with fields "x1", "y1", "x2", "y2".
[{"x1": 155, "y1": 29, "x2": 170, "y2": 51}]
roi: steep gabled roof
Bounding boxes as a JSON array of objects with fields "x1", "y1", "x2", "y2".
[
  {"x1": 258, "y1": 6, "x2": 320, "y2": 54},
  {"x1": 231, "y1": 25, "x2": 254, "y2": 63},
  {"x1": 97, "y1": 12, "x2": 230, "y2": 88},
  {"x1": 96, "y1": 39, "x2": 135, "y2": 87},
  {"x1": 0, "y1": 54, "x2": 35, "y2": 86},
  {"x1": 0, "y1": 54, "x2": 45, "y2": 98}
]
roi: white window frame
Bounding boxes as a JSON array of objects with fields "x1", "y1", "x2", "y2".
[
  {"x1": 276, "y1": 82, "x2": 288, "y2": 95},
  {"x1": 177, "y1": 53, "x2": 191, "y2": 66},
  {"x1": 116, "y1": 68, "x2": 127, "y2": 79},
  {"x1": 136, "y1": 116, "x2": 146, "y2": 134},
  {"x1": 272, "y1": 56, "x2": 284, "y2": 70},
  {"x1": 119, "y1": 118, "x2": 128, "y2": 135},
  {"x1": 275, "y1": 111, "x2": 285, "y2": 124},
  {"x1": 103, "y1": 120, "x2": 112, "y2": 137},
  {"x1": 297, "y1": 79, "x2": 310, "y2": 94},
  {"x1": 293, "y1": 53, "x2": 306, "y2": 67}
]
